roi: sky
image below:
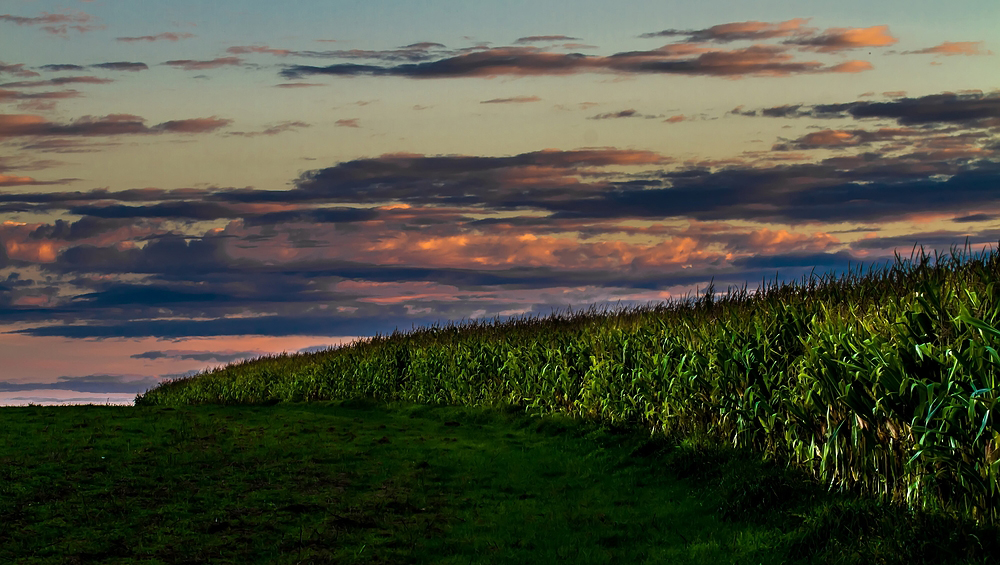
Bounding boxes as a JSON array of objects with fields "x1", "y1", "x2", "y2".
[{"x1": 1, "y1": 0, "x2": 998, "y2": 405}]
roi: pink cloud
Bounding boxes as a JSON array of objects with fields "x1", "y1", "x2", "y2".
[
  {"x1": 0, "y1": 62, "x2": 40, "y2": 78},
  {"x1": 227, "y1": 45, "x2": 293, "y2": 56},
  {"x1": 0, "y1": 113, "x2": 231, "y2": 138}
]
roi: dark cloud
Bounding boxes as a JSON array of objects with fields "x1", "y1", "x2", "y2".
[
  {"x1": 91, "y1": 62, "x2": 148, "y2": 72},
  {"x1": 849, "y1": 230, "x2": 1000, "y2": 251},
  {"x1": 740, "y1": 92, "x2": 1000, "y2": 126},
  {"x1": 952, "y1": 213, "x2": 998, "y2": 223},
  {"x1": 243, "y1": 207, "x2": 380, "y2": 226},
  {"x1": 280, "y1": 45, "x2": 868, "y2": 80},
  {"x1": 480, "y1": 96, "x2": 541, "y2": 104},
  {"x1": 729, "y1": 250, "x2": 856, "y2": 269},
  {"x1": 29, "y1": 217, "x2": 135, "y2": 240},
  {"x1": 67, "y1": 201, "x2": 238, "y2": 220},
  {"x1": 589, "y1": 109, "x2": 660, "y2": 120},
  {"x1": 0, "y1": 76, "x2": 113, "y2": 88},
  {"x1": 131, "y1": 350, "x2": 263, "y2": 363},
  {"x1": 163, "y1": 57, "x2": 243, "y2": 71},
  {"x1": 39, "y1": 64, "x2": 85, "y2": 72}
]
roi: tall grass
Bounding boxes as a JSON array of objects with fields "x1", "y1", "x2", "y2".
[{"x1": 137, "y1": 244, "x2": 1000, "y2": 523}]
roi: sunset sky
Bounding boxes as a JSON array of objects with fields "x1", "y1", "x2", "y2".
[{"x1": 2, "y1": 0, "x2": 999, "y2": 405}]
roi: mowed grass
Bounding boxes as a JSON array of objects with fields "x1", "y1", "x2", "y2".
[{"x1": 2, "y1": 402, "x2": 996, "y2": 564}]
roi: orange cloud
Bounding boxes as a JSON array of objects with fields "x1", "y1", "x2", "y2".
[
  {"x1": 4, "y1": 239, "x2": 58, "y2": 262},
  {"x1": 788, "y1": 25, "x2": 898, "y2": 52},
  {"x1": 744, "y1": 228, "x2": 839, "y2": 254},
  {"x1": 829, "y1": 60, "x2": 873, "y2": 73},
  {"x1": 0, "y1": 173, "x2": 40, "y2": 185},
  {"x1": 901, "y1": 41, "x2": 992, "y2": 56}
]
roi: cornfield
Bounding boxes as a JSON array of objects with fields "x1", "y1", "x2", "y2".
[{"x1": 137, "y1": 245, "x2": 1000, "y2": 523}]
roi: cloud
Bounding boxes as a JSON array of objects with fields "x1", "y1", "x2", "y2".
[
  {"x1": 117, "y1": 32, "x2": 195, "y2": 42},
  {"x1": 38, "y1": 64, "x2": 85, "y2": 72},
  {"x1": 242, "y1": 207, "x2": 380, "y2": 226},
  {"x1": 0, "y1": 173, "x2": 75, "y2": 187},
  {"x1": 589, "y1": 109, "x2": 660, "y2": 120},
  {"x1": 0, "y1": 88, "x2": 82, "y2": 104},
  {"x1": 228, "y1": 120, "x2": 311, "y2": 137},
  {"x1": 28, "y1": 217, "x2": 136, "y2": 240},
  {"x1": 0, "y1": 113, "x2": 231, "y2": 138},
  {"x1": 91, "y1": 62, "x2": 148, "y2": 72},
  {"x1": 0, "y1": 374, "x2": 162, "y2": 394},
  {"x1": 514, "y1": 35, "x2": 581, "y2": 44},
  {"x1": 0, "y1": 11, "x2": 99, "y2": 34},
  {"x1": 233, "y1": 42, "x2": 452, "y2": 62},
  {"x1": 152, "y1": 117, "x2": 232, "y2": 133},
  {"x1": 163, "y1": 57, "x2": 243, "y2": 71},
  {"x1": 480, "y1": 96, "x2": 541, "y2": 104},
  {"x1": 640, "y1": 18, "x2": 814, "y2": 42},
  {"x1": 280, "y1": 44, "x2": 869, "y2": 80},
  {"x1": 1, "y1": 63, "x2": 39, "y2": 79},
  {"x1": 131, "y1": 349, "x2": 264, "y2": 363},
  {"x1": 740, "y1": 91, "x2": 1000, "y2": 126},
  {"x1": 899, "y1": 41, "x2": 992, "y2": 56},
  {"x1": 335, "y1": 118, "x2": 360, "y2": 128},
  {"x1": 274, "y1": 82, "x2": 325, "y2": 88},
  {"x1": 0, "y1": 76, "x2": 113, "y2": 89},
  {"x1": 773, "y1": 127, "x2": 927, "y2": 150},
  {"x1": 226, "y1": 45, "x2": 293, "y2": 56},
  {"x1": 784, "y1": 25, "x2": 898, "y2": 53}
]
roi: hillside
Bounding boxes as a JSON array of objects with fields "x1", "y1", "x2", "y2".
[{"x1": 137, "y1": 245, "x2": 1000, "y2": 524}]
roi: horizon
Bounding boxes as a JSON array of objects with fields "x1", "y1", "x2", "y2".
[{"x1": 2, "y1": 0, "x2": 999, "y2": 405}]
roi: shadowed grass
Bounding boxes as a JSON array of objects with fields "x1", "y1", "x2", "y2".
[{"x1": 3, "y1": 401, "x2": 996, "y2": 564}]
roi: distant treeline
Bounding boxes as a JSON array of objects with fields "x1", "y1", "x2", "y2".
[{"x1": 137, "y1": 244, "x2": 1000, "y2": 523}]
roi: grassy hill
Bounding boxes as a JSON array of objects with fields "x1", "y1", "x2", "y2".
[{"x1": 137, "y1": 245, "x2": 1000, "y2": 526}]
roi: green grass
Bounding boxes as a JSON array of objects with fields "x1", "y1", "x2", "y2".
[
  {"x1": 137, "y1": 245, "x2": 1000, "y2": 523},
  {"x1": 2, "y1": 401, "x2": 996, "y2": 564}
]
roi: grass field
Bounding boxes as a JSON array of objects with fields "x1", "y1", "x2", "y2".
[
  {"x1": 137, "y1": 247, "x2": 1000, "y2": 524},
  {"x1": 2, "y1": 400, "x2": 997, "y2": 564}
]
